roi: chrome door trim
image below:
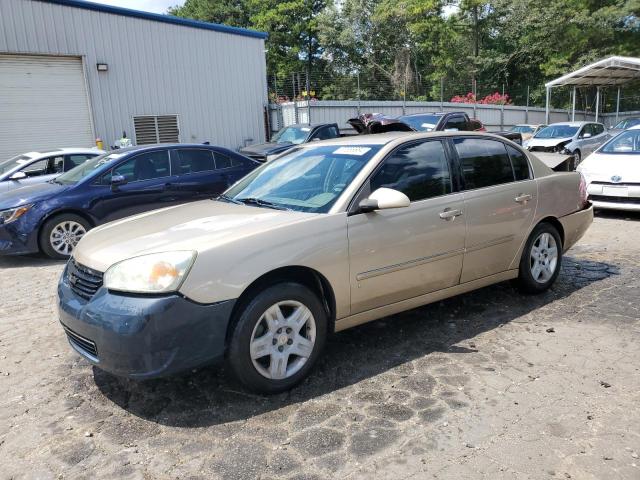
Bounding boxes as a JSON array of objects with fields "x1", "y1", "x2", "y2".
[{"x1": 356, "y1": 247, "x2": 466, "y2": 281}]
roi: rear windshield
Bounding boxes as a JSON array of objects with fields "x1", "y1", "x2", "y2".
[
  {"x1": 600, "y1": 129, "x2": 640, "y2": 154},
  {"x1": 0, "y1": 155, "x2": 34, "y2": 175},
  {"x1": 534, "y1": 125, "x2": 579, "y2": 139}
]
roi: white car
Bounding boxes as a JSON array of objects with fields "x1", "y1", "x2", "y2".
[
  {"x1": 577, "y1": 125, "x2": 640, "y2": 211},
  {"x1": 525, "y1": 122, "x2": 609, "y2": 166},
  {"x1": 0, "y1": 148, "x2": 104, "y2": 193}
]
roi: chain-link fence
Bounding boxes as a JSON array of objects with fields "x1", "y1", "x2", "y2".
[{"x1": 268, "y1": 72, "x2": 640, "y2": 112}]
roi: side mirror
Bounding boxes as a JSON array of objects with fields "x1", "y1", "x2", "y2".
[
  {"x1": 110, "y1": 174, "x2": 127, "y2": 191},
  {"x1": 359, "y1": 187, "x2": 410, "y2": 213},
  {"x1": 9, "y1": 171, "x2": 27, "y2": 181}
]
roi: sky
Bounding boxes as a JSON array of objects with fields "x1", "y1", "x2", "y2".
[{"x1": 91, "y1": 0, "x2": 182, "y2": 14}]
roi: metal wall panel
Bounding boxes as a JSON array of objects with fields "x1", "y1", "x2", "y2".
[{"x1": 0, "y1": 0, "x2": 268, "y2": 151}]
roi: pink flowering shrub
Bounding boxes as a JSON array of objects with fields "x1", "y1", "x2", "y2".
[{"x1": 451, "y1": 92, "x2": 512, "y2": 105}]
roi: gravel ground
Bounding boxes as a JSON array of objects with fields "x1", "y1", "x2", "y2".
[{"x1": 0, "y1": 211, "x2": 639, "y2": 480}]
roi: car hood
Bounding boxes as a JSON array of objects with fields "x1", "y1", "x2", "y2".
[
  {"x1": 73, "y1": 200, "x2": 318, "y2": 272},
  {"x1": 240, "y1": 142, "x2": 293, "y2": 156},
  {"x1": 0, "y1": 181, "x2": 68, "y2": 209},
  {"x1": 578, "y1": 153, "x2": 640, "y2": 182},
  {"x1": 527, "y1": 137, "x2": 573, "y2": 148}
]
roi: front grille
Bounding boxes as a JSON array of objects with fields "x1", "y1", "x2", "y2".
[
  {"x1": 63, "y1": 325, "x2": 98, "y2": 358},
  {"x1": 590, "y1": 195, "x2": 640, "y2": 205},
  {"x1": 68, "y1": 260, "x2": 103, "y2": 300},
  {"x1": 591, "y1": 181, "x2": 640, "y2": 187}
]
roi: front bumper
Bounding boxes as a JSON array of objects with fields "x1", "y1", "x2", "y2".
[
  {"x1": 587, "y1": 182, "x2": 640, "y2": 212},
  {"x1": 58, "y1": 268, "x2": 236, "y2": 379},
  {"x1": 0, "y1": 218, "x2": 40, "y2": 255},
  {"x1": 559, "y1": 204, "x2": 594, "y2": 252}
]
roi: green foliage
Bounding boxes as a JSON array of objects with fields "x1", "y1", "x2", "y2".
[{"x1": 170, "y1": 0, "x2": 640, "y2": 105}]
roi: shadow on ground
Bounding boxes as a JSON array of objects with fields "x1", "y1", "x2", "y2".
[
  {"x1": 92, "y1": 256, "x2": 618, "y2": 428},
  {"x1": 0, "y1": 253, "x2": 64, "y2": 269}
]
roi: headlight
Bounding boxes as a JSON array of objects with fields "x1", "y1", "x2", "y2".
[
  {"x1": 104, "y1": 251, "x2": 197, "y2": 294},
  {"x1": 0, "y1": 204, "x2": 32, "y2": 225}
]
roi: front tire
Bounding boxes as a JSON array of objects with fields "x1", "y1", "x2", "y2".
[
  {"x1": 227, "y1": 282, "x2": 327, "y2": 394},
  {"x1": 39, "y1": 213, "x2": 91, "y2": 259},
  {"x1": 516, "y1": 222, "x2": 562, "y2": 294}
]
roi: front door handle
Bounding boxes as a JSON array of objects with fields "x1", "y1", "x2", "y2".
[
  {"x1": 439, "y1": 208, "x2": 463, "y2": 220},
  {"x1": 514, "y1": 194, "x2": 532, "y2": 203}
]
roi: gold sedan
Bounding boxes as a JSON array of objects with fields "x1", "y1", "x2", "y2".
[{"x1": 59, "y1": 132, "x2": 593, "y2": 393}]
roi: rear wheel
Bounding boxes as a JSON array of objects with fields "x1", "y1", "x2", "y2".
[
  {"x1": 227, "y1": 282, "x2": 327, "y2": 393},
  {"x1": 570, "y1": 150, "x2": 581, "y2": 170},
  {"x1": 39, "y1": 214, "x2": 91, "y2": 259},
  {"x1": 517, "y1": 223, "x2": 562, "y2": 294}
]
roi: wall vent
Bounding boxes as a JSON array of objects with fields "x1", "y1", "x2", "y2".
[{"x1": 133, "y1": 115, "x2": 179, "y2": 144}]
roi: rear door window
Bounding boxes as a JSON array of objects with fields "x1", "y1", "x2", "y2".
[
  {"x1": 506, "y1": 145, "x2": 531, "y2": 181},
  {"x1": 370, "y1": 140, "x2": 452, "y2": 202},
  {"x1": 174, "y1": 149, "x2": 215, "y2": 174},
  {"x1": 454, "y1": 138, "x2": 515, "y2": 189}
]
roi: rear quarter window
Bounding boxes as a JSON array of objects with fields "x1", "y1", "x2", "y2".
[{"x1": 506, "y1": 145, "x2": 531, "y2": 181}]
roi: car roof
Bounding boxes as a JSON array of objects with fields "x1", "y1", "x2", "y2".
[
  {"x1": 286, "y1": 123, "x2": 332, "y2": 128},
  {"x1": 628, "y1": 124, "x2": 640, "y2": 130},
  {"x1": 547, "y1": 121, "x2": 597, "y2": 127},
  {"x1": 109, "y1": 143, "x2": 232, "y2": 154}
]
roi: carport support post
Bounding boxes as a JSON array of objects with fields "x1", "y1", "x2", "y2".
[
  {"x1": 615, "y1": 86, "x2": 621, "y2": 124},
  {"x1": 595, "y1": 86, "x2": 600, "y2": 123},
  {"x1": 545, "y1": 86, "x2": 550, "y2": 125},
  {"x1": 571, "y1": 87, "x2": 576, "y2": 122},
  {"x1": 525, "y1": 85, "x2": 529, "y2": 123}
]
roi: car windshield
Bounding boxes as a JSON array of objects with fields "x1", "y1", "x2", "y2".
[
  {"x1": 0, "y1": 154, "x2": 34, "y2": 175},
  {"x1": 55, "y1": 152, "x2": 125, "y2": 185},
  {"x1": 398, "y1": 115, "x2": 441, "y2": 131},
  {"x1": 613, "y1": 118, "x2": 640, "y2": 130},
  {"x1": 224, "y1": 144, "x2": 381, "y2": 213},
  {"x1": 270, "y1": 126, "x2": 312, "y2": 145},
  {"x1": 510, "y1": 125, "x2": 535, "y2": 133},
  {"x1": 600, "y1": 129, "x2": 640, "y2": 154},
  {"x1": 534, "y1": 125, "x2": 579, "y2": 139}
]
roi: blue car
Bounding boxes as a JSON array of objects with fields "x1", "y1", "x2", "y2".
[{"x1": 0, "y1": 144, "x2": 259, "y2": 259}]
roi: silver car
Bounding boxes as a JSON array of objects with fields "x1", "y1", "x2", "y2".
[
  {"x1": 525, "y1": 121, "x2": 609, "y2": 166},
  {"x1": 59, "y1": 132, "x2": 593, "y2": 393},
  {"x1": 0, "y1": 148, "x2": 104, "y2": 193}
]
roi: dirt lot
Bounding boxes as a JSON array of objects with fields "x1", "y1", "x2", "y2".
[{"x1": 1, "y1": 211, "x2": 639, "y2": 480}]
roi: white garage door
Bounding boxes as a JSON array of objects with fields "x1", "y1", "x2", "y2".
[{"x1": 0, "y1": 54, "x2": 94, "y2": 160}]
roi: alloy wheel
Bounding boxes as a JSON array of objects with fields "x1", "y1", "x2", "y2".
[
  {"x1": 49, "y1": 220, "x2": 86, "y2": 256},
  {"x1": 249, "y1": 300, "x2": 316, "y2": 380},
  {"x1": 529, "y1": 232, "x2": 558, "y2": 283}
]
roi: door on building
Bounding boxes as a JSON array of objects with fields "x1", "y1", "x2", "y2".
[{"x1": 0, "y1": 54, "x2": 94, "y2": 160}]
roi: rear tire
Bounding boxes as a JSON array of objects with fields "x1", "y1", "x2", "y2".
[
  {"x1": 227, "y1": 282, "x2": 327, "y2": 394},
  {"x1": 516, "y1": 222, "x2": 562, "y2": 294},
  {"x1": 39, "y1": 213, "x2": 91, "y2": 259},
  {"x1": 570, "y1": 150, "x2": 581, "y2": 170}
]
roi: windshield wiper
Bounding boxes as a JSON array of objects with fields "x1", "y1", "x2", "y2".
[
  {"x1": 216, "y1": 193, "x2": 242, "y2": 205},
  {"x1": 237, "y1": 197, "x2": 291, "y2": 211}
]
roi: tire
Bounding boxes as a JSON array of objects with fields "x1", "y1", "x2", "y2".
[
  {"x1": 516, "y1": 222, "x2": 563, "y2": 294},
  {"x1": 571, "y1": 150, "x2": 581, "y2": 170},
  {"x1": 39, "y1": 213, "x2": 91, "y2": 259},
  {"x1": 227, "y1": 282, "x2": 327, "y2": 394}
]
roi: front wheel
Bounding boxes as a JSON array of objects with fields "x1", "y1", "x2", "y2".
[
  {"x1": 227, "y1": 282, "x2": 327, "y2": 394},
  {"x1": 39, "y1": 213, "x2": 91, "y2": 259},
  {"x1": 516, "y1": 223, "x2": 562, "y2": 294}
]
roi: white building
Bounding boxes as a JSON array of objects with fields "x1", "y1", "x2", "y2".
[{"x1": 0, "y1": 0, "x2": 268, "y2": 158}]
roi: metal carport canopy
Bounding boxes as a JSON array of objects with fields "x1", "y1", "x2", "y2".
[{"x1": 544, "y1": 56, "x2": 640, "y2": 124}]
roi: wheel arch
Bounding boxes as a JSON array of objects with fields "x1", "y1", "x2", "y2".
[
  {"x1": 37, "y1": 209, "x2": 96, "y2": 250},
  {"x1": 537, "y1": 216, "x2": 565, "y2": 246},
  {"x1": 225, "y1": 265, "x2": 337, "y2": 348}
]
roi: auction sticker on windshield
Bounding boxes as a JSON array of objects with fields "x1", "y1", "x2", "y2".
[{"x1": 333, "y1": 146, "x2": 371, "y2": 156}]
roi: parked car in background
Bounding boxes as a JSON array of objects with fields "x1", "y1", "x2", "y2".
[
  {"x1": 58, "y1": 131, "x2": 592, "y2": 393},
  {"x1": 525, "y1": 121, "x2": 609, "y2": 166},
  {"x1": 349, "y1": 112, "x2": 523, "y2": 144},
  {"x1": 608, "y1": 117, "x2": 640, "y2": 137},
  {"x1": 577, "y1": 125, "x2": 640, "y2": 211},
  {"x1": 0, "y1": 148, "x2": 104, "y2": 193},
  {"x1": 0, "y1": 144, "x2": 259, "y2": 258},
  {"x1": 509, "y1": 124, "x2": 546, "y2": 141},
  {"x1": 240, "y1": 123, "x2": 342, "y2": 162}
]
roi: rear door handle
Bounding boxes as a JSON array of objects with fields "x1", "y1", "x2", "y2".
[
  {"x1": 439, "y1": 208, "x2": 462, "y2": 220},
  {"x1": 514, "y1": 194, "x2": 532, "y2": 203}
]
